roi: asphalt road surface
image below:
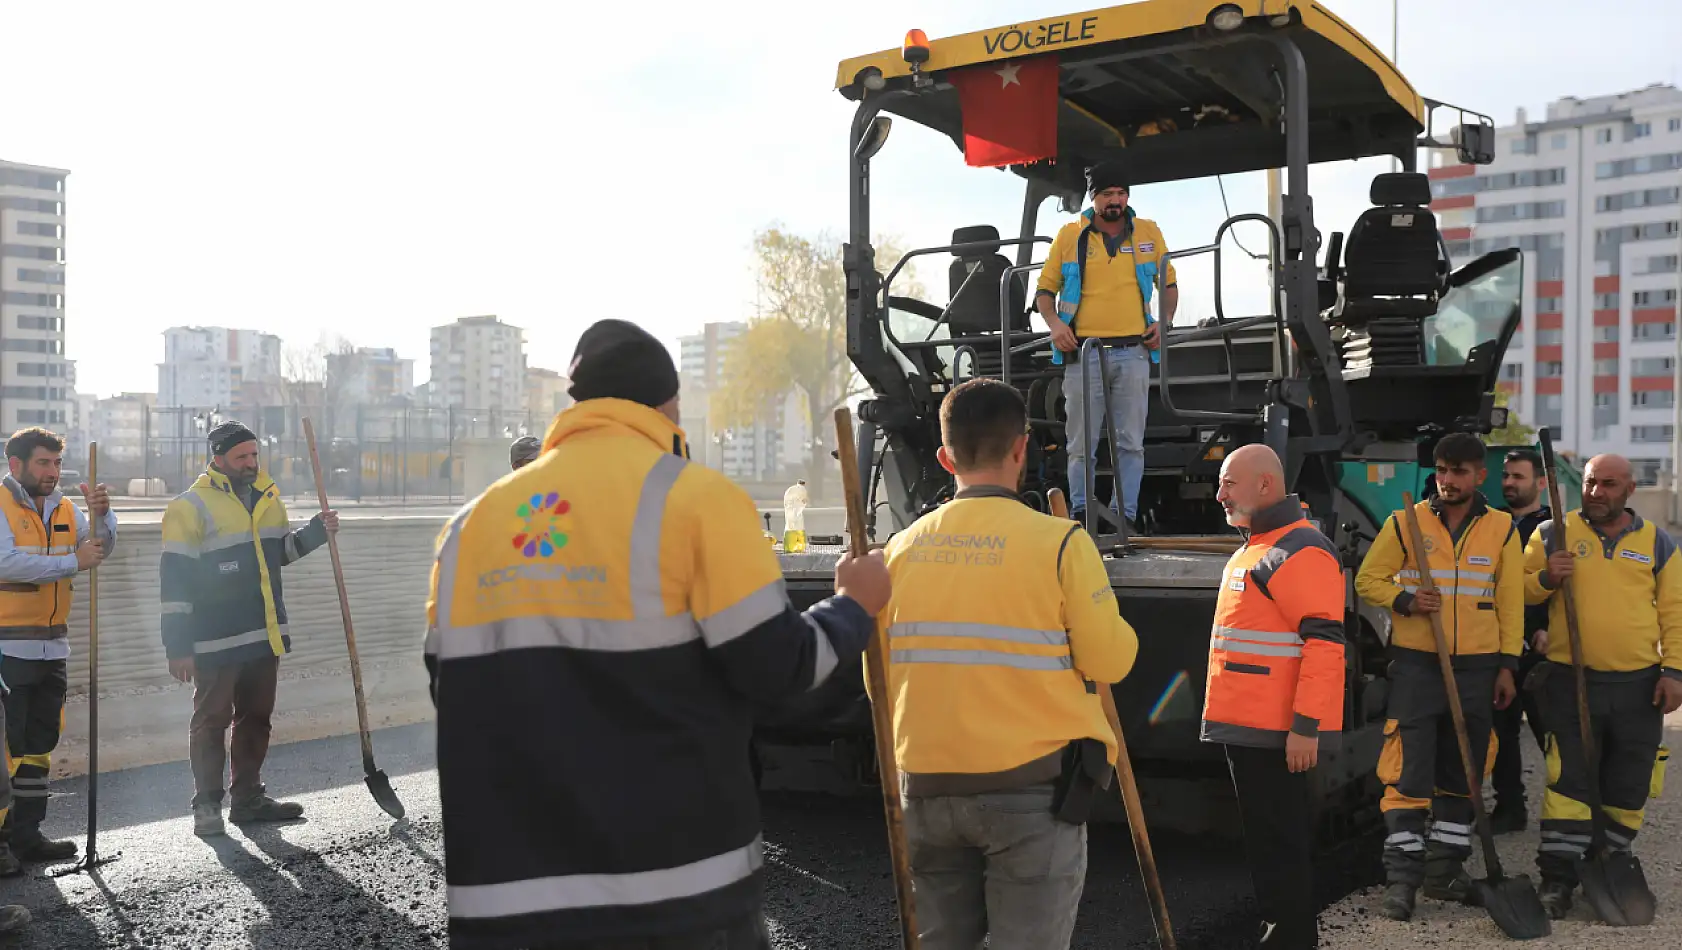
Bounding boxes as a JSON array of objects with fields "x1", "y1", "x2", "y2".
[{"x1": 12, "y1": 724, "x2": 1381, "y2": 949}]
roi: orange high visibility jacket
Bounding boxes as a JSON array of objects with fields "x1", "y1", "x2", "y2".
[{"x1": 1202, "y1": 496, "x2": 1347, "y2": 747}]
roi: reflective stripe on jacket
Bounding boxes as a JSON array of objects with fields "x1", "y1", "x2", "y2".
[
  {"x1": 1524, "y1": 510, "x2": 1682, "y2": 677},
  {"x1": 1356, "y1": 495, "x2": 1524, "y2": 667},
  {"x1": 872, "y1": 485, "x2": 1138, "y2": 792},
  {"x1": 1201, "y1": 495, "x2": 1347, "y2": 748},
  {"x1": 0, "y1": 477, "x2": 78, "y2": 640},
  {"x1": 423, "y1": 397, "x2": 872, "y2": 948},
  {"x1": 159, "y1": 467, "x2": 326, "y2": 668}
]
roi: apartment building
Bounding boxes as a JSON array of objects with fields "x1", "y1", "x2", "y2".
[
  {"x1": 157, "y1": 326, "x2": 283, "y2": 410},
  {"x1": 327, "y1": 346, "x2": 416, "y2": 405},
  {"x1": 0, "y1": 159, "x2": 71, "y2": 434},
  {"x1": 1432, "y1": 84, "x2": 1682, "y2": 483},
  {"x1": 525, "y1": 366, "x2": 572, "y2": 420},
  {"x1": 90, "y1": 391, "x2": 157, "y2": 464},
  {"x1": 428, "y1": 316, "x2": 526, "y2": 410},
  {"x1": 678, "y1": 322, "x2": 799, "y2": 483}
]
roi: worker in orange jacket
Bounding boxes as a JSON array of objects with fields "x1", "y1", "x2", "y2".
[{"x1": 1204, "y1": 444, "x2": 1346, "y2": 949}]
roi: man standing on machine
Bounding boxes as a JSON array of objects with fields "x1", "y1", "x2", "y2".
[
  {"x1": 1356, "y1": 433, "x2": 1524, "y2": 921},
  {"x1": 1034, "y1": 161, "x2": 1177, "y2": 533}
]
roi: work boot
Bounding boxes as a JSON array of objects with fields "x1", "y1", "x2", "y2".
[
  {"x1": 1538, "y1": 881, "x2": 1573, "y2": 920},
  {"x1": 1380, "y1": 882, "x2": 1417, "y2": 921},
  {"x1": 0, "y1": 904, "x2": 29, "y2": 934},
  {"x1": 1069, "y1": 507, "x2": 1086, "y2": 525},
  {"x1": 1424, "y1": 867, "x2": 1483, "y2": 906},
  {"x1": 9, "y1": 827, "x2": 78, "y2": 862},
  {"x1": 0, "y1": 844, "x2": 20, "y2": 878},
  {"x1": 1489, "y1": 799, "x2": 1527, "y2": 834},
  {"x1": 229, "y1": 795, "x2": 304, "y2": 824},
  {"x1": 193, "y1": 803, "x2": 226, "y2": 838}
]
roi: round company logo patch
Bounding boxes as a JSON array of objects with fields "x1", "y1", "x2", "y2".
[
  {"x1": 1421, "y1": 536, "x2": 1436, "y2": 553},
  {"x1": 513, "y1": 493, "x2": 571, "y2": 558},
  {"x1": 1574, "y1": 540, "x2": 1591, "y2": 558}
]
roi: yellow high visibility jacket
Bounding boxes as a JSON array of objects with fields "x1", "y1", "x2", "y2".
[
  {"x1": 424, "y1": 397, "x2": 873, "y2": 949},
  {"x1": 0, "y1": 476, "x2": 80, "y2": 640},
  {"x1": 1524, "y1": 510, "x2": 1682, "y2": 676},
  {"x1": 871, "y1": 486, "x2": 1139, "y2": 793},
  {"x1": 159, "y1": 466, "x2": 328, "y2": 669},
  {"x1": 1356, "y1": 494, "x2": 1524, "y2": 667}
]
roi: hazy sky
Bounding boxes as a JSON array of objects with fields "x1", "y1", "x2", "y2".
[{"x1": 4, "y1": 0, "x2": 1680, "y2": 399}]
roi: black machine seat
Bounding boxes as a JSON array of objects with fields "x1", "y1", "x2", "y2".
[
  {"x1": 1338, "y1": 173, "x2": 1448, "y2": 322},
  {"x1": 947, "y1": 225, "x2": 1030, "y2": 335}
]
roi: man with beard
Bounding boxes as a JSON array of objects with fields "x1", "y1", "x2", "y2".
[
  {"x1": 1489, "y1": 448, "x2": 1552, "y2": 833},
  {"x1": 1523, "y1": 453, "x2": 1682, "y2": 919},
  {"x1": 877, "y1": 378, "x2": 1138, "y2": 949},
  {"x1": 0, "y1": 427, "x2": 115, "y2": 867},
  {"x1": 1035, "y1": 161, "x2": 1178, "y2": 532},
  {"x1": 1356, "y1": 432, "x2": 1524, "y2": 922},
  {"x1": 159, "y1": 421, "x2": 338, "y2": 838},
  {"x1": 1205, "y1": 444, "x2": 1345, "y2": 949}
]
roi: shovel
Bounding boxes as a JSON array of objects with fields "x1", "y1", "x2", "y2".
[
  {"x1": 834, "y1": 407, "x2": 920, "y2": 949},
  {"x1": 51, "y1": 442, "x2": 121, "y2": 877},
  {"x1": 1401, "y1": 494, "x2": 1549, "y2": 939},
  {"x1": 1050, "y1": 488, "x2": 1178, "y2": 950},
  {"x1": 303, "y1": 419, "x2": 405, "y2": 821},
  {"x1": 1538, "y1": 429, "x2": 1656, "y2": 925}
]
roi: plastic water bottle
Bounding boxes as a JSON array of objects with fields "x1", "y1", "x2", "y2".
[{"x1": 783, "y1": 479, "x2": 809, "y2": 553}]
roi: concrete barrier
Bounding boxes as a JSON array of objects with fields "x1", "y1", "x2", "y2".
[{"x1": 63, "y1": 514, "x2": 449, "y2": 697}]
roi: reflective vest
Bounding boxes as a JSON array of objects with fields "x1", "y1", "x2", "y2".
[
  {"x1": 0, "y1": 478, "x2": 78, "y2": 640},
  {"x1": 159, "y1": 466, "x2": 327, "y2": 669},
  {"x1": 875, "y1": 486, "x2": 1139, "y2": 792},
  {"x1": 1202, "y1": 496, "x2": 1347, "y2": 748},
  {"x1": 1356, "y1": 496, "x2": 1524, "y2": 662},
  {"x1": 424, "y1": 398, "x2": 867, "y2": 948}
]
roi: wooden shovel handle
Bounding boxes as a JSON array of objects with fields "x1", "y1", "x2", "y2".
[{"x1": 302, "y1": 418, "x2": 375, "y2": 768}]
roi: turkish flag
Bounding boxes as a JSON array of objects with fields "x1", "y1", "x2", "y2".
[{"x1": 950, "y1": 56, "x2": 1061, "y2": 168}]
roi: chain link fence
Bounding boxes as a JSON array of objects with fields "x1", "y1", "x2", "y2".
[{"x1": 99, "y1": 404, "x2": 545, "y2": 502}]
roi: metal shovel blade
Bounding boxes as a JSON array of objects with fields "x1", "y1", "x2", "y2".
[
  {"x1": 1475, "y1": 873, "x2": 1551, "y2": 940},
  {"x1": 1579, "y1": 851, "x2": 1657, "y2": 927},
  {"x1": 366, "y1": 770, "x2": 406, "y2": 820}
]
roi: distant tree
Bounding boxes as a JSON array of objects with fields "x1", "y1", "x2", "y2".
[
  {"x1": 713, "y1": 228, "x2": 919, "y2": 498},
  {"x1": 1487, "y1": 387, "x2": 1537, "y2": 446}
]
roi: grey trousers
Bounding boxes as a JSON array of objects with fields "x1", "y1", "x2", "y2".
[{"x1": 904, "y1": 784, "x2": 1087, "y2": 950}]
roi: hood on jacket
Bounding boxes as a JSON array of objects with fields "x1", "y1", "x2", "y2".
[{"x1": 544, "y1": 397, "x2": 691, "y2": 461}]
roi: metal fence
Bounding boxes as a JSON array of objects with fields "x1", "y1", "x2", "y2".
[{"x1": 91, "y1": 404, "x2": 546, "y2": 502}]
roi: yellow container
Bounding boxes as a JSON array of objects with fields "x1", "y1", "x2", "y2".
[{"x1": 783, "y1": 529, "x2": 807, "y2": 553}]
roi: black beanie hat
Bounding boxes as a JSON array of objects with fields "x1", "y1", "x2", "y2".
[
  {"x1": 1086, "y1": 160, "x2": 1130, "y2": 197},
  {"x1": 208, "y1": 420, "x2": 258, "y2": 457},
  {"x1": 567, "y1": 319, "x2": 680, "y2": 409}
]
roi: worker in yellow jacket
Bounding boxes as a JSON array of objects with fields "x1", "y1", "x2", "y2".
[
  {"x1": 1522, "y1": 453, "x2": 1682, "y2": 919},
  {"x1": 1356, "y1": 432, "x2": 1524, "y2": 921},
  {"x1": 874, "y1": 377, "x2": 1139, "y2": 950}
]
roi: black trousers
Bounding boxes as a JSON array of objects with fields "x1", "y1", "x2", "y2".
[
  {"x1": 1491, "y1": 650, "x2": 1546, "y2": 807},
  {"x1": 1226, "y1": 744, "x2": 1318, "y2": 950},
  {"x1": 0, "y1": 655, "x2": 68, "y2": 834},
  {"x1": 1534, "y1": 663, "x2": 1664, "y2": 886}
]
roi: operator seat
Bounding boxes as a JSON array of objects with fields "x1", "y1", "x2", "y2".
[
  {"x1": 1339, "y1": 172, "x2": 1447, "y2": 321},
  {"x1": 1334, "y1": 173, "x2": 1448, "y2": 370},
  {"x1": 947, "y1": 225, "x2": 1029, "y2": 336}
]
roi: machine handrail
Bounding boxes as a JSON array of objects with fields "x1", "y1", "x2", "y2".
[
  {"x1": 952, "y1": 345, "x2": 980, "y2": 384},
  {"x1": 879, "y1": 236, "x2": 1054, "y2": 352},
  {"x1": 998, "y1": 261, "x2": 1046, "y2": 387},
  {"x1": 1155, "y1": 213, "x2": 1284, "y2": 423}
]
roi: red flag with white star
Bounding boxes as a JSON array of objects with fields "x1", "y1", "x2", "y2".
[{"x1": 950, "y1": 56, "x2": 1061, "y2": 168}]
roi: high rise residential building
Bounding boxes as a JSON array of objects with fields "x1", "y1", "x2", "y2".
[
  {"x1": 525, "y1": 366, "x2": 572, "y2": 419},
  {"x1": 428, "y1": 315, "x2": 526, "y2": 410},
  {"x1": 678, "y1": 322, "x2": 797, "y2": 483},
  {"x1": 90, "y1": 392, "x2": 156, "y2": 464},
  {"x1": 1431, "y1": 84, "x2": 1682, "y2": 484},
  {"x1": 157, "y1": 326, "x2": 283, "y2": 410},
  {"x1": 326, "y1": 346, "x2": 416, "y2": 405},
  {"x1": 0, "y1": 159, "x2": 71, "y2": 434}
]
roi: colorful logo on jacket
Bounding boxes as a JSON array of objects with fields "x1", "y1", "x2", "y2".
[
  {"x1": 513, "y1": 493, "x2": 570, "y2": 558},
  {"x1": 1574, "y1": 540, "x2": 1591, "y2": 558}
]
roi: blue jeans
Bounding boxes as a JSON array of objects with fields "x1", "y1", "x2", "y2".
[{"x1": 1062, "y1": 345, "x2": 1150, "y2": 520}]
